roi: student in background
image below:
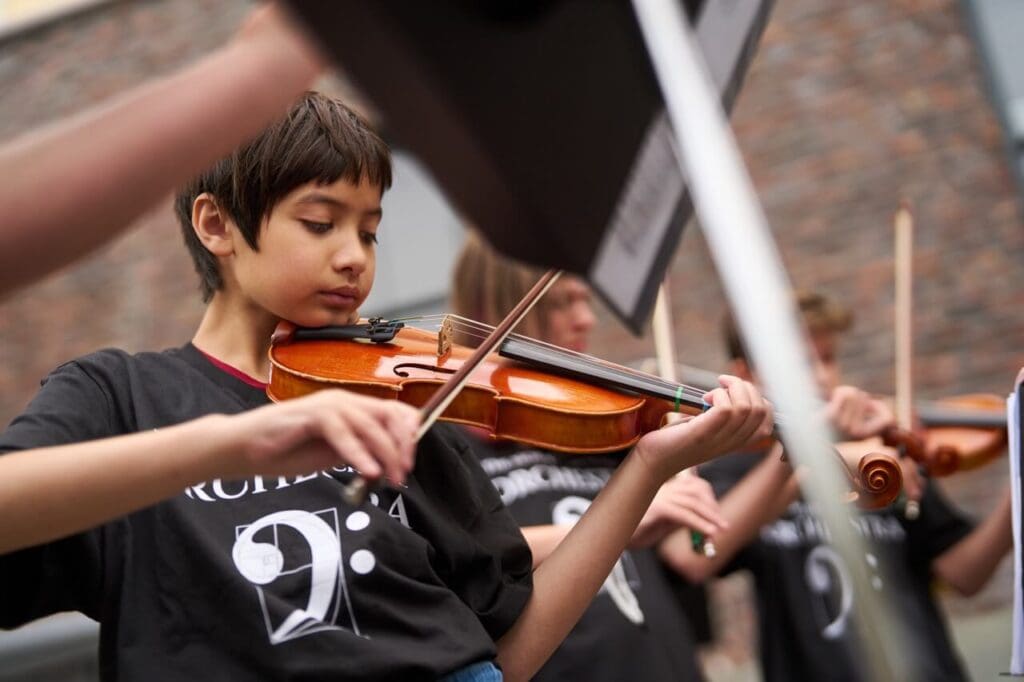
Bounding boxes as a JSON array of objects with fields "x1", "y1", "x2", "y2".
[
  {"x1": 671, "y1": 291, "x2": 1012, "y2": 682},
  {"x1": 451, "y1": 231, "x2": 728, "y2": 681}
]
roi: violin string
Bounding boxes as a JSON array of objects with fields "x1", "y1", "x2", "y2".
[
  {"x1": 396, "y1": 314, "x2": 710, "y2": 403},
  {"x1": 393, "y1": 314, "x2": 788, "y2": 428},
  {"x1": 427, "y1": 315, "x2": 707, "y2": 399},
  {"x1": 409, "y1": 314, "x2": 718, "y2": 403},
  {"x1": 440, "y1": 315, "x2": 791, "y2": 427},
  {"x1": 450, "y1": 317, "x2": 712, "y2": 402}
]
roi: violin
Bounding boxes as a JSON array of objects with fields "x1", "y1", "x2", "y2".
[
  {"x1": 878, "y1": 395, "x2": 1006, "y2": 478},
  {"x1": 918, "y1": 394, "x2": 1006, "y2": 472},
  {"x1": 267, "y1": 314, "x2": 903, "y2": 509}
]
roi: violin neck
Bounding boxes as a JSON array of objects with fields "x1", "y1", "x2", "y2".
[
  {"x1": 498, "y1": 336, "x2": 707, "y2": 411},
  {"x1": 915, "y1": 404, "x2": 1006, "y2": 429}
]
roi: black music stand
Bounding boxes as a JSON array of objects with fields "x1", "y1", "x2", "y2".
[{"x1": 285, "y1": 0, "x2": 773, "y2": 332}]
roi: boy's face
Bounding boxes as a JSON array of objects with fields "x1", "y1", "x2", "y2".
[
  {"x1": 809, "y1": 330, "x2": 841, "y2": 397},
  {"x1": 232, "y1": 176, "x2": 381, "y2": 327},
  {"x1": 729, "y1": 329, "x2": 842, "y2": 399}
]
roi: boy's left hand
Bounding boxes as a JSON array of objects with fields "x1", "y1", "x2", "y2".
[{"x1": 633, "y1": 375, "x2": 773, "y2": 483}]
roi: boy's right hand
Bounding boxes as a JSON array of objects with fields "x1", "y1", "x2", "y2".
[
  {"x1": 633, "y1": 375, "x2": 773, "y2": 483},
  {"x1": 221, "y1": 390, "x2": 419, "y2": 485}
]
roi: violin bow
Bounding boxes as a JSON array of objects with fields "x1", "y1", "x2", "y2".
[
  {"x1": 894, "y1": 200, "x2": 921, "y2": 519},
  {"x1": 651, "y1": 280, "x2": 716, "y2": 557},
  {"x1": 632, "y1": 1, "x2": 906, "y2": 678},
  {"x1": 341, "y1": 269, "x2": 562, "y2": 505}
]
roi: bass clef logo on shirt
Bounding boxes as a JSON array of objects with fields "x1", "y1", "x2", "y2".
[
  {"x1": 231, "y1": 507, "x2": 379, "y2": 644},
  {"x1": 553, "y1": 496, "x2": 645, "y2": 625}
]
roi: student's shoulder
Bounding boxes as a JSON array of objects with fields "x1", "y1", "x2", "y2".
[
  {"x1": 39, "y1": 346, "x2": 220, "y2": 412},
  {"x1": 3, "y1": 347, "x2": 201, "y2": 450},
  {"x1": 52, "y1": 345, "x2": 195, "y2": 383}
]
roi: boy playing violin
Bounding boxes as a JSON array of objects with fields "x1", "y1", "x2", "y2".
[
  {"x1": 0, "y1": 3, "x2": 423, "y2": 557},
  {"x1": 668, "y1": 290, "x2": 1012, "y2": 682},
  {"x1": 0, "y1": 92, "x2": 772, "y2": 681}
]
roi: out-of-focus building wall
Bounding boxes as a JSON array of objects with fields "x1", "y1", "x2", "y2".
[
  {"x1": 0, "y1": 0, "x2": 1020, "y2": 680},
  {"x1": 0, "y1": 0, "x2": 251, "y2": 427}
]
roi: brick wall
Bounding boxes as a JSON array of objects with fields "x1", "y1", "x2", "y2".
[{"x1": 0, "y1": 0, "x2": 250, "y2": 424}]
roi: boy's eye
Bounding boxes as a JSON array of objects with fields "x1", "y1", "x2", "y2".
[
  {"x1": 361, "y1": 231, "x2": 379, "y2": 246},
  {"x1": 300, "y1": 219, "x2": 333, "y2": 234}
]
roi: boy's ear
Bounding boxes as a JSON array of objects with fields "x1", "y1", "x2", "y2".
[{"x1": 191, "y1": 192, "x2": 235, "y2": 257}]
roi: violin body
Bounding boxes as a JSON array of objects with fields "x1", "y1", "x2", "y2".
[
  {"x1": 920, "y1": 394, "x2": 1006, "y2": 473},
  {"x1": 269, "y1": 326, "x2": 683, "y2": 454},
  {"x1": 882, "y1": 394, "x2": 1006, "y2": 477}
]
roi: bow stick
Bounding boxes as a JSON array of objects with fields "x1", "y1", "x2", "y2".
[{"x1": 894, "y1": 201, "x2": 921, "y2": 519}]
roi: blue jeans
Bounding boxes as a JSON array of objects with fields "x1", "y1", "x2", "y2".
[{"x1": 439, "y1": 661, "x2": 503, "y2": 682}]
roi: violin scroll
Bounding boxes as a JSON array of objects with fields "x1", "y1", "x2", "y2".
[{"x1": 850, "y1": 452, "x2": 903, "y2": 510}]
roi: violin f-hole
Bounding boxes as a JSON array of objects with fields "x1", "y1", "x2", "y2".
[{"x1": 392, "y1": 363, "x2": 458, "y2": 379}]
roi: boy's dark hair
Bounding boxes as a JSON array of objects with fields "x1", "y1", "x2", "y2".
[
  {"x1": 175, "y1": 92, "x2": 392, "y2": 301},
  {"x1": 723, "y1": 290, "x2": 853, "y2": 362}
]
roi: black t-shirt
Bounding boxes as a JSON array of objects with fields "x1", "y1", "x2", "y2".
[
  {"x1": 0, "y1": 345, "x2": 533, "y2": 681},
  {"x1": 701, "y1": 451, "x2": 974, "y2": 682},
  {"x1": 475, "y1": 444, "x2": 705, "y2": 682}
]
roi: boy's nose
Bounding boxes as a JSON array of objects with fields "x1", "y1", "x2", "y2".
[{"x1": 330, "y1": 235, "x2": 367, "y2": 274}]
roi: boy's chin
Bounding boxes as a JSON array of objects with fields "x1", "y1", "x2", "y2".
[{"x1": 289, "y1": 310, "x2": 360, "y2": 328}]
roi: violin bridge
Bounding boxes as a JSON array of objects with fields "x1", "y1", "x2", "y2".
[{"x1": 437, "y1": 316, "x2": 453, "y2": 360}]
